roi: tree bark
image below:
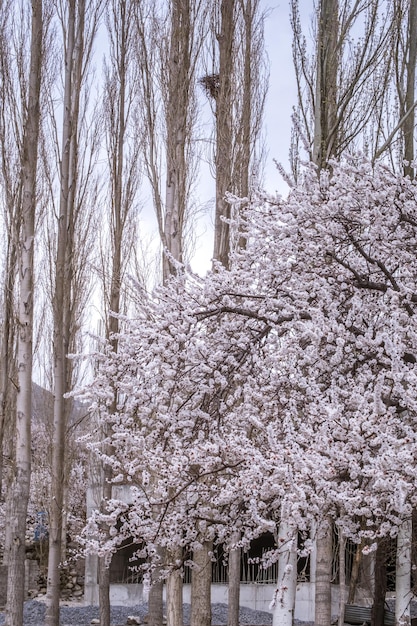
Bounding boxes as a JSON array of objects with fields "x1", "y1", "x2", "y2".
[
  {"x1": 4, "y1": 1, "x2": 42, "y2": 624},
  {"x1": 272, "y1": 511, "x2": 297, "y2": 626},
  {"x1": 162, "y1": 0, "x2": 191, "y2": 281},
  {"x1": 371, "y1": 538, "x2": 387, "y2": 626},
  {"x1": 347, "y1": 539, "x2": 363, "y2": 604},
  {"x1": 213, "y1": 0, "x2": 235, "y2": 269},
  {"x1": 412, "y1": 510, "x2": 417, "y2": 593},
  {"x1": 190, "y1": 542, "x2": 212, "y2": 626},
  {"x1": 148, "y1": 549, "x2": 164, "y2": 626},
  {"x1": 166, "y1": 547, "x2": 183, "y2": 626},
  {"x1": 313, "y1": 0, "x2": 339, "y2": 169},
  {"x1": 46, "y1": 0, "x2": 75, "y2": 612},
  {"x1": 338, "y1": 532, "x2": 346, "y2": 626},
  {"x1": 228, "y1": 532, "x2": 241, "y2": 626},
  {"x1": 314, "y1": 518, "x2": 333, "y2": 626},
  {"x1": 98, "y1": 560, "x2": 111, "y2": 626},
  {"x1": 395, "y1": 519, "x2": 412, "y2": 626},
  {"x1": 403, "y1": 0, "x2": 417, "y2": 179}
]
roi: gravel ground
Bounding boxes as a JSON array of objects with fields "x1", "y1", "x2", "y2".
[{"x1": 0, "y1": 600, "x2": 315, "y2": 626}]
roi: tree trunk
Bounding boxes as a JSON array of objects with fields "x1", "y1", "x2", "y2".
[
  {"x1": 395, "y1": 519, "x2": 412, "y2": 626},
  {"x1": 412, "y1": 510, "x2": 417, "y2": 594},
  {"x1": 228, "y1": 532, "x2": 241, "y2": 626},
  {"x1": 148, "y1": 562, "x2": 164, "y2": 626},
  {"x1": 272, "y1": 512, "x2": 297, "y2": 626},
  {"x1": 213, "y1": 0, "x2": 235, "y2": 269},
  {"x1": 162, "y1": 0, "x2": 189, "y2": 280},
  {"x1": 313, "y1": 0, "x2": 339, "y2": 169},
  {"x1": 403, "y1": 0, "x2": 417, "y2": 179},
  {"x1": 98, "y1": 559, "x2": 111, "y2": 626},
  {"x1": 4, "y1": 1, "x2": 42, "y2": 623},
  {"x1": 98, "y1": 0, "x2": 136, "y2": 622},
  {"x1": 46, "y1": 2, "x2": 81, "y2": 623},
  {"x1": 0, "y1": 240, "x2": 18, "y2": 504},
  {"x1": 347, "y1": 539, "x2": 363, "y2": 604},
  {"x1": 190, "y1": 542, "x2": 212, "y2": 626},
  {"x1": 314, "y1": 518, "x2": 333, "y2": 626},
  {"x1": 166, "y1": 547, "x2": 183, "y2": 626},
  {"x1": 371, "y1": 538, "x2": 387, "y2": 626},
  {"x1": 338, "y1": 532, "x2": 346, "y2": 626},
  {"x1": 98, "y1": 437, "x2": 114, "y2": 626}
]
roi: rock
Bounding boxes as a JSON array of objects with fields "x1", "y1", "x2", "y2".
[
  {"x1": 73, "y1": 589, "x2": 83, "y2": 597},
  {"x1": 126, "y1": 617, "x2": 142, "y2": 625},
  {"x1": 91, "y1": 619, "x2": 100, "y2": 625}
]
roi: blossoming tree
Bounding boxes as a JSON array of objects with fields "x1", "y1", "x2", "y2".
[{"x1": 80, "y1": 157, "x2": 417, "y2": 626}]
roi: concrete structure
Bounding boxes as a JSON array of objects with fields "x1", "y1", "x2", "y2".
[{"x1": 84, "y1": 578, "x2": 360, "y2": 623}]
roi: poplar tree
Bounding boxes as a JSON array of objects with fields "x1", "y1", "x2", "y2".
[
  {"x1": 4, "y1": 1, "x2": 43, "y2": 624},
  {"x1": 97, "y1": 1, "x2": 140, "y2": 624},
  {"x1": 45, "y1": 1, "x2": 102, "y2": 623}
]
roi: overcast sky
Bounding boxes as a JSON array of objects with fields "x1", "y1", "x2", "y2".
[{"x1": 262, "y1": 1, "x2": 297, "y2": 193}]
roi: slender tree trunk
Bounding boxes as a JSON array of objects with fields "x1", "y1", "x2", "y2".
[
  {"x1": 46, "y1": 2, "x2": 78, "y2": 623},
  {"x1": 0, "y1": 241, "x2": 17, "y2": 503},
  {"x1": 371, "y1": 538, "x2": 387, "y2": 626},
  {"x1": 412, "y1": 510, "x2": 417, "y2": 594},
  {"x1": 403, "y1": 0, "x2": 417, "y2": 179},
  {"x1": 314, "y1": 518, "x2": 333, "y2": 626},
  {"x1": 99, "y1": 3, "x2": 136, "y2": 624},
  {"x1": 148, "y1": 547, "x2": 165, "y2": 626},
  {"x1": 347, "y1": 540, "x2": 363, "y2": 604},
  {"x1": 190, "y1": 542, "x2": 212, "y2": 626},
  {"x1": 395, "y1": 519, "x2": 412, "y2": 626},
  {"x1": 272, "y1": 511, "x2": 297, "y2": 626},
  {"x1": 0, "y1": 3, "x2": 23, "y2": 568},
  {"x1": 228, "y1": 532, "x2": 241, "y2": 626},
  {"x1": 162, "y1": 0, "x2": 190, "y2": 281},
  {"x1": 4, "y1": 1, "x2": 42, "y2": 623},
  {"x1": 313, "y1": 0, "x2": 339, "y2": 169},
  {"x1": 98, "y1": 561, "x2": 111, "y2": 626},
  {"x1": 338, "y1": 532, "x2": 346, "y2": 626},
  {"x1": 153, "y1": 0, "x2": 192, "y2": 616},
  {"x1": 213, "y1": 0, "x2": 235, "y2": 269},
  {"x1": 166, "y1": 547, "x2": 183, "y2": 626}
]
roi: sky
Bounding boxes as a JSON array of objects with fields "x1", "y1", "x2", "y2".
[{"x1": 262, "y1": 1, "x2": 298, "y2": 193}]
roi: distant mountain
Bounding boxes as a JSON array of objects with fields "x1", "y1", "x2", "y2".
[{"x1": 31, "y1": 382, "x2": 89, "y2": 429}]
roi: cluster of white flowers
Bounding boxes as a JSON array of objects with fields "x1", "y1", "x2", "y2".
[{"x1": 79, "y1": 157, "x2": 417, "y2": 574}]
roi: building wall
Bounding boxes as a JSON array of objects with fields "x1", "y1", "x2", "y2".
[{"x1": 84, "y1": 579, "x2": 360, "y2": 622}]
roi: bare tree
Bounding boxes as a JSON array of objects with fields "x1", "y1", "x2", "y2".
[
  {"x1": 394, "y1": 0, "x2": 417, "y2": 178},
  {"x1": 0, "y1": 1, "x2": 22, "y2": 507},
  {"x1": 96, "y1": 1, "x2": 141, "y2": 624},
  {"x1": 133, "y1": 3, "x2": 208, "y2": 624},
  {"x1": 202, "y1": 0, "x2": 266, "y2": 268},
  {"x1": 212, "y1": 0, "x2": 234, "y2": 269},
  {"x1": 134, "y1": 0, "x2": 205, "y2": 283},
  {"x1": 290, "y1": 0, "x2": 393, "y2": 172},
  {"x1": 45, "y1": 1, "x2": 102, "y2": 623},
  {"x1": 197, "y1": 3, "x2": 267, "y2": 624},
  {"x1": 4, "y1": 1, "x2": 43, "y2": 624}
]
